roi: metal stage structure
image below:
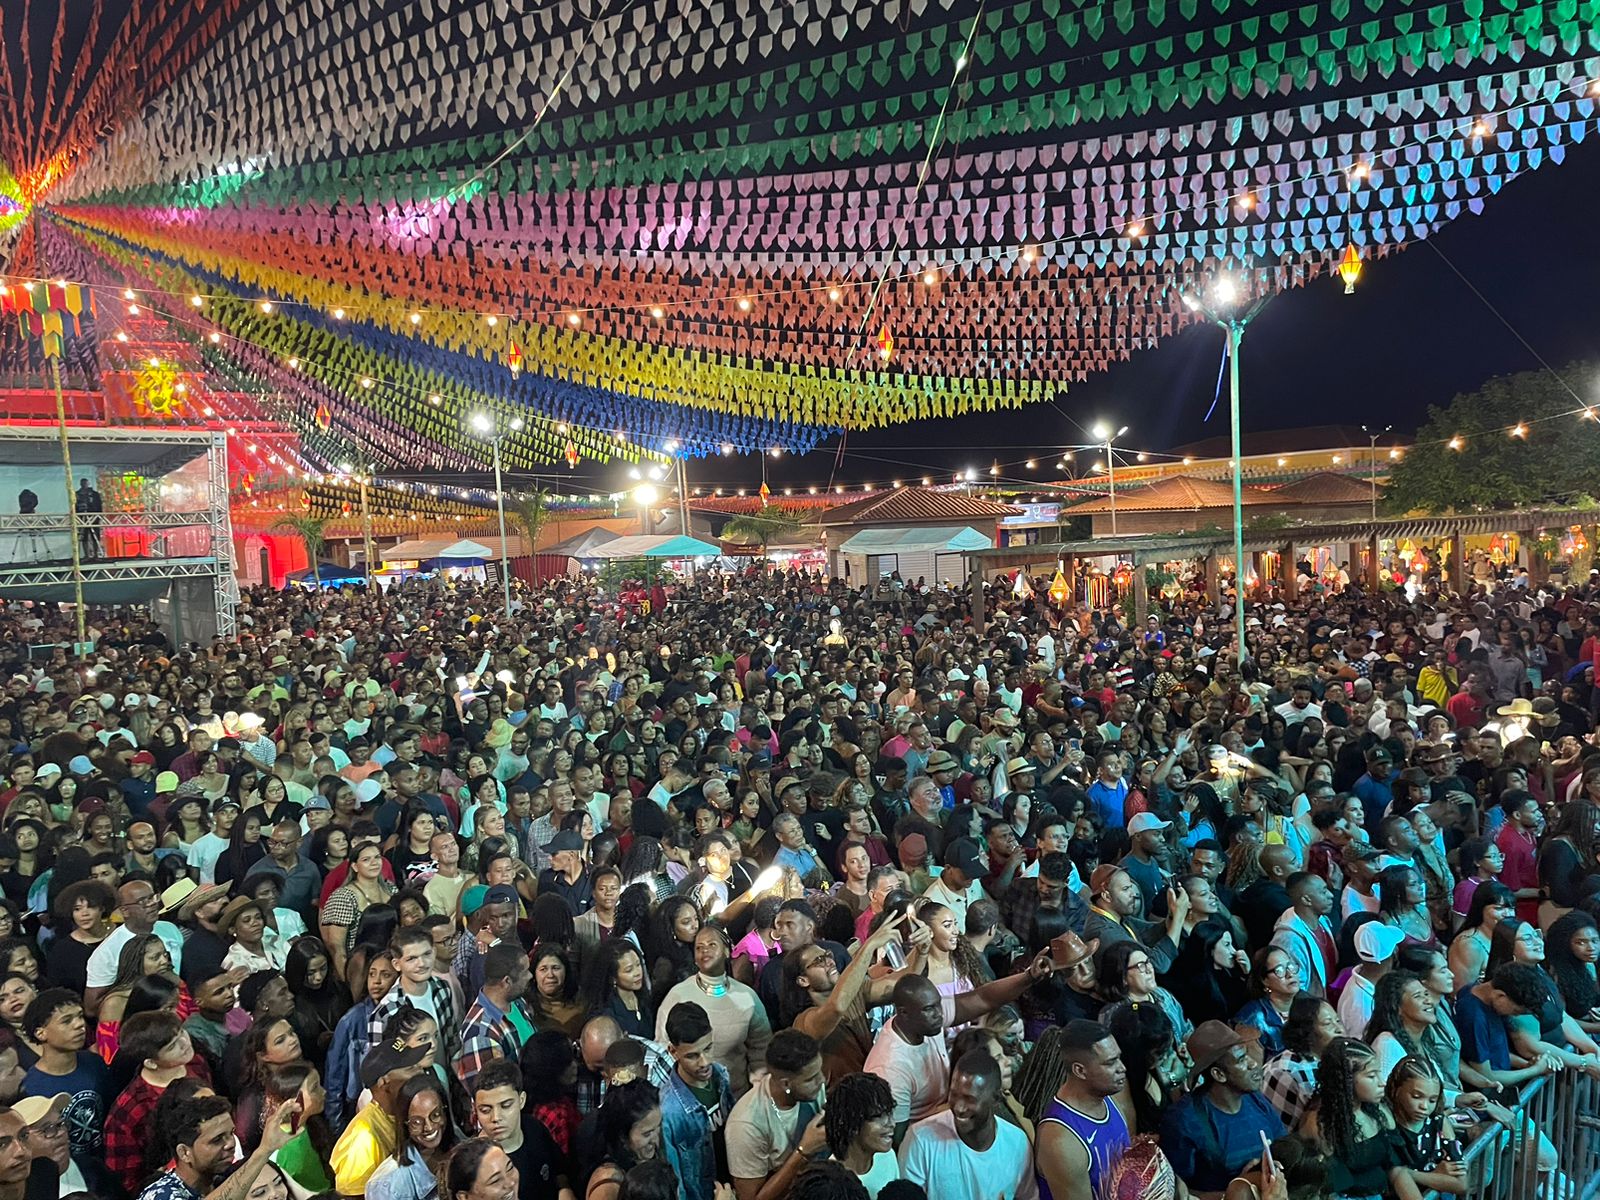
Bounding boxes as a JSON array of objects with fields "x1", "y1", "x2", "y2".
[{"x1": 0, "y1": 425, "x2": 236, "y2": 640}]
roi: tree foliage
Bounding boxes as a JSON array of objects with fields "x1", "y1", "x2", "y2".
[
  {"x1": 1383, "y1": 363, "x2": 1600, "y2": 514},
  {"x1": 273, "y1": 515, "x2": 329, "y2": 586},
  {"x1": 511, "y1": 489, "x2": 549, "y2": 550},
  {"x1": 719, "y1": 506, "x2": 803, "y2": 546}
]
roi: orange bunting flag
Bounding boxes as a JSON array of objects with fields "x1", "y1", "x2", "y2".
[
  {"x1": 314, "y1": 403, "x2": 332, "y2": 429},
  {"x1": 876, "y1": 325, "x2": 894, "y2": 362},
  {"x1": 508, "y1": 342, "x2": 524, "y2": 376},
  {"x1": 758, "y1": 481, "x2": 771, "y2": 503},
  {"x1": 565, "y1": 441, "x2": 579, "y2": 468}
]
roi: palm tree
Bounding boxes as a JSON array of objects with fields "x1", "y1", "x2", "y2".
[
  {"x1": 274, "y1": 514, "x2": 329, "y2": 586},
  {"x1": 510, "y1": 489, "x2": 549, "y2": 553},
  {"x1": 719, "y1": 506, "x2": 802, "y2": 549}
]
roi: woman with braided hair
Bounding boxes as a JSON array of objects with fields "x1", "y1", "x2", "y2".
[{"x1": 1302, "y1": 1037, "x2": 1418, "y2": 1199}]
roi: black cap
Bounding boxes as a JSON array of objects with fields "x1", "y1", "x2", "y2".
[{"x1": 359, "y1": 1034, "x2": 431, "y2": 1089}]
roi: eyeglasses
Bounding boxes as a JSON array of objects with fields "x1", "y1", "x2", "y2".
[
  {"x1": 1127, "y1": 959, "x2": 1155, "y2": 972},
  {"x1": 29, "y1": 1121, "x2": 63, "y2": 1139},
  {"x1": 406, "y1": 1111, "x2": 446, "y2": 1132},
  {"x1": 1268, "y1": 962, "x2": 1300, "y2": 977}
]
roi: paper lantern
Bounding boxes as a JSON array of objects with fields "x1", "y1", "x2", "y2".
[{"x1": 1337, "y1": 245, "x2": 1363, "y2": 295}]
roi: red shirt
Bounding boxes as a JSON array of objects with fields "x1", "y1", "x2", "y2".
[
  {"x1": 1446, "y1": 690, "x2": 1488, "y2": 731},
  {"x1": 1494, "y1": 823, "x2": 1540, "y2": 924}
]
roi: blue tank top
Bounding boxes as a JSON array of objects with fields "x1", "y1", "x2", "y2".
[{"x1": 1038, "y1": 1093, "x2": 1132, "y2": 1200}]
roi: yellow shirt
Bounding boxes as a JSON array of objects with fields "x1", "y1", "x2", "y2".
[{"x1": 330, "y1": 1101, "x2": 396, "y2": 1196}]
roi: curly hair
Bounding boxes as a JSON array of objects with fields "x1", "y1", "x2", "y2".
[
  {"x1": 822, "y1": 1072, "x2": 894, "y2": 1159},
  {"x1": 612, "y1": 883, "x2": 655, "y2": 943},
  {"x1": 1313, "y1": 1038, "x2": 1384, "y2": 1157},
  {"x1": 1363, "y1": 970, "x2": 1427, "y2": 1060},
  {"x1": 1545, "y1": 911, "x2": 1600, "y2": 1019},
  {"x1": 914, "y1": 900, "x2": 988, "y2": 985},
  {"x1": 580, "y1": 938, "x2": 653, "y2": 1022}
]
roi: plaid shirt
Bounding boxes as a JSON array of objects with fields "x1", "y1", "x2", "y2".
[
  {"x1": 367, "y1": 976, "x2": 461, "y2": 1066},
  {"x1": 575, "y1": 1035, "x2": 674, "y2": 1114},
  {"x1": 107, "y1": 1061, "x2": 211, "y2": 1193},
  {"x1": 1003, "y1": 875, "x2": 1088, "y2": 949},
  {"x1": 1262, "y1": 1049, "x2": 1319, "y2": 1129},
  {"x1": 453, "y1": 990, "x2": 538, "y2": 1095}
]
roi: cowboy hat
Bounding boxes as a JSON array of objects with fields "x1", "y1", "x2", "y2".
[
  {"x1": 1186, "y1": 1019, "x2": 1260, "y2": 1085},
  {"x1": 215, "y1": 895, "x2": 265, "y2": 937},
  {"x1": 1494, "y1": 698, "x2": 1539, "y2": 719},
  {"x1": 1049, "y1": 930, "x2": 1100, "y2": 971}
]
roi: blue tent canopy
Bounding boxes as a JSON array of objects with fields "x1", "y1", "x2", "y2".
[{"x1": 286, "y1": 561, "x2": 364, "y2": 586}]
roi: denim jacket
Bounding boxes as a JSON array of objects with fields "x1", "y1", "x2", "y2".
[
  {"x1": 325, "y1": 997, "x2": 376, "y2": 1128},
  {"x1": 659, "y1": 1064, "x2": 733, "y2": 1200}
]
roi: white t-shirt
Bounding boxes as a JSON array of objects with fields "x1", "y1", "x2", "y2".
[
  {"x1": 854, "y1": 1151, "x2": 900, "y2": 1195},
  {"x1": 861, "y1": 997, "x2": 957, "y2": 1124},
  {"x1": 1338, "y1": 970, "x2": 1378, "y2": 1038},
  {"x1": 187, "y1": 832, "x2": 229, "y2": 884},
  {"x1": 725, "y1": 1078, "x2": 821, "y2": 1182},
  {"x1": 86, "y1": 920, "x2": 185, "y2": 988},
  {"x1": 898, "y1": 1110, "x2": 1038, "y2": 1200}
]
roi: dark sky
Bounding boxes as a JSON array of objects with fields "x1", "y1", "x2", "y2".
[{"x1": 784, "y1": 139, "x2": 1600, "y2": 493}]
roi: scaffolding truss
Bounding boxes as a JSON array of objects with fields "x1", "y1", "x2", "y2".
[{"x1": 0, "y1": 425, "x2": 235, "y2": 636}]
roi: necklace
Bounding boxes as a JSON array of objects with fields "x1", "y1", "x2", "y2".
[{"x1": 694, "y1": 973, "x2": 729, "y2": 998}]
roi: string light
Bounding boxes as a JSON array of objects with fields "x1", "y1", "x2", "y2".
[
  {"x1": 922, "y1": 269, "x2": 939, "y2": 286},
  {"x1": 409, "y1": 312, "x2": 422, "y2": 325},
  {"x1": 1511, "y1": 423, "x2": 1527, "y2": 438},
  {"x1": 332, "y1": 307, "x2": 345, "y2": 320},
  {"x1": 1448, "y1": 436, "x2": 1464, "y2": 450},
  {"x1": 1025, "y1": 459, "x2": 1036, "y2": 469},
  {"x1": 259, "y1": 300, "x2": 274, "y2": 313},
  {"x1": 287, "y1": 357, "x2": 300, "y2": 368},
  {"x1": 1124, "y1": 222, "x2": 1144, "y2": 238},
  {"x1": 189, "y1": 295, "x2": 204, "y2": 308},
  {"x1": 485, "y1": 314, "x2": 498, "y2": 326},
  {"x1": 1389, "y1": 448, "x2": 1402, "y2": 459},
  {"x1": 429, "y1": 394, "x2": 442, "y2": 405},
  {"x1": 360, "y1": 377, "x2": 374, "y2": 389},
  {"x1": 208, "y1": 331, "x2": 221, "y2": 343},
  {"x1": 567, "y1": 312, "x2": 582, "y2": 327},
  {"x1": 122, "y1": 289, "x2": 136, "y2": 300},
  {"x1": 127, "y1": 304, "x2": 139, "y2": 315},
  {"x1": 1020, "y1": 245, "x2": 1039, "y2": 264},
  {"x1": 650, "y1": 306, "x2": 665, "y2": 319},
  {"x1": 1235, "y1": 192, "x2": 1257, "y2": 212},
  {"x1": 1471, "y1": 117, "x2": 1492, "y2": 138},
  {"x1": 827, "y1": 288, "x2": 842, "y2": 302},
  {"x1": 737, "y1": 298, "x2": 753, "y2": 312},
  {"x1": 114, "y1": 332, "x2": 128, "y2": 342}
]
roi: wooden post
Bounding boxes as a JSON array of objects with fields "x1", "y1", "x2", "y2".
[
  {"x1": 1280, "y1": 542, "x2": 1298, "y2": 601},
  {"x1": 1204, "y1": 553, "x2": 1220, "y2": 604},
  {"x1": 1448, "y1": 534, "x2": 1466, "y2": 595},
  {"x1": 1367, "y1": 534, "x2": 1381, "y2": 589},
  {"x1": 1131, "y1": 556, "x2": 1149, "y2": 626},
  {"x1": 1251, "y1": 551, "x2": 1266, "y2": 598}
]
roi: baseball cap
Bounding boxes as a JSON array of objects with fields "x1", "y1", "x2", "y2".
[
  {"x1": 1355, "y1": 922, "x2": 1406, "y2": 964},
  {"x1": 943, "y1": 837, "x2": 986, "y2": 877},
  {"x1": 482, "y1": 884, "x2": 519, "y2": 909},
  {"x1": 12, "y1": 1093, "x2": 68, "y2": 1126},
  {"x1": 68, "y1": 755, "x2": 94, "y2": 776},
  {"x1": 460, "y1": 885, "x2": 492, "y2": 917},
  {"x1": 130, "y1": 750, "x2": 156, "y2": 766},
  {"x1": 355, "y1": 779, "x2": 383, "y2": 805},
  {"x1": 359, "y1": 1033, "x2": 431, "y2": 1089},
  {"x1": 304, "y1": 795, "x2": 332, "y2": 812},
  {"x1": 542, "y1": 829, "x2": 585, "y2": 855},
  {"x1": 155, "y1": 771, "x2": 180, "y2": 795},
  {"x1": 1127, "y1": 812, "x2": 1171, "y2": 835}
]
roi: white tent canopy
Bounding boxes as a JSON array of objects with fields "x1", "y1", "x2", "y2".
[
  {"x1": 382, "y1": 538, "x2": 494, "y2": 564},
  {"x1": 587, "y1": 535, "x2": 722, "y2": 559}
]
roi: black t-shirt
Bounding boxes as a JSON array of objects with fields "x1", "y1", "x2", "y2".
[{"x1": 509, "y1": 1115, "x2": 568, "y2": 1199}]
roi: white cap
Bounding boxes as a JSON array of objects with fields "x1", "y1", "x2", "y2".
[
  {"x1": 1355, "y1": 921, "x2": 1406, "y2": 964},
  {"x1": 1127, "y1": 812, "x2": 1171, "y2": 835}
]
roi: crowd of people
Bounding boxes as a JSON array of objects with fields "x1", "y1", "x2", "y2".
[{"x1": 0, "y1": 559, "x2": 1596, "y2": 1200}]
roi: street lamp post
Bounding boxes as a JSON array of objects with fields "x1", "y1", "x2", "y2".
[
  {"x1": 1184, "y1": 279, "x2": 1270, "y2": 670},
  {"x1": 1361, "y1": 424, "x2": 1392, "y2": 522},
  {"x1": 469, "y1": 411, "x2": 521, "y2": 618},
  {"x1": 1091, "y1": 422, "x2": 1129, "y2": 536}
]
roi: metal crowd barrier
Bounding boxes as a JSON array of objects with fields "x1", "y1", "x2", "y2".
[{"x1": 1422, "y1": 1070, "x2": 1600, "y2": 1200}]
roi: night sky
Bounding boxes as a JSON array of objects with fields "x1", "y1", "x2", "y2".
[
  {"x1": 808, "y1": 139, "x2": 1600, "y2": 492},
  {"x1": 8, "y1": 2, "x2": 1600, "y2": 497}
]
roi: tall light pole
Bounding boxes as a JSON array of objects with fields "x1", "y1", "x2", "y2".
[
  {"x1": 1091, "y1": 422, "x2": 1129, "y2": 536},
  {"x1": 1361, "y1": 424, "x2": 1392, "y2": 522},
  {"x1": 469, "y1": 411, "x2": 521, "y2": 617},
  {"x1": 1184, "y1": 278, "x2": 1270, "y2": 669},
  {"x1": 633, "y1": 482, "x2": 660, "y2": 535}
]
